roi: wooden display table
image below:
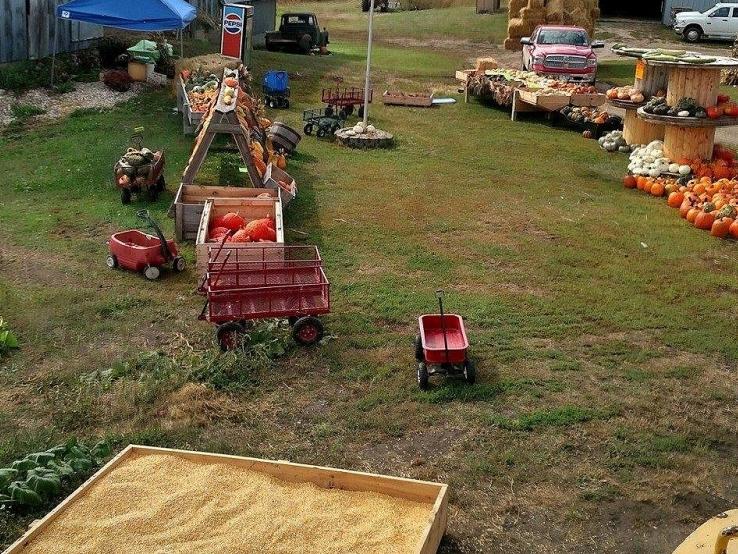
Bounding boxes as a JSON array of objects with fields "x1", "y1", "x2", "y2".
[
  {"x1": 636, "y1": 57, "x2": 738, "y2": 160},
  {"x1": 608, "y1": 57, "x2": 667, "y2": 146}
]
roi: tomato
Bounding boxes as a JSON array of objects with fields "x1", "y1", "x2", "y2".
[{"x1": 707, "y1": 106, "x2": 722, "y2": 119}]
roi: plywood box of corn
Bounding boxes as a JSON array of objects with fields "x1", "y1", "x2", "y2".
[
  {"x1": 170, "y1": 184, "x2": 279, "y2": 242},
  {"x1": 195, "y1": 197, "x2": 285, "y2": 277},
  {"x1": 4, "y1": 445, "x2": 448, "y2": 554}
]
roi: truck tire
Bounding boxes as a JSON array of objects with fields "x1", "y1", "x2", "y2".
[
  {"x1": 684, "y1": 25, "x2": 702, "y2": 43},
  {"x1": 361, "y1": 0, "x2": 370, "y2": 11},
  {"x1": 299, "y1": 33, "x2": 312, "y2": 53}
]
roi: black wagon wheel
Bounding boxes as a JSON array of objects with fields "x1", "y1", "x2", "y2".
[
  {"x1": 172, "y1": 256, "x2": 186, "y2": 272},
  {"x1": 417, "y1": 362, "x2": 429, "y2": 390},
  {"x1": 268, "y1": 98, "x2": 277, "y2": 108},
  {"x1": 147, "y1": 186, "x2": 160, "y2": 201},
  {"x1": 216, "y1": 322, "x2": 245, "y2": 351},
  {"x1": 156, "y1": 174, "x2": 166, "y2": 192},
  {"x1": 316, "y1": 127, "x2": 327, "y2": 138},
  {"x1": 292, "y1": 316, "x2": 324, "y2": 346},
  {"x1": 414, "y1": 334, "x2": 424, "y2": 362},
  {"x1": 463, "y1": 358, "x2": 476, "y2": 385},
  {"x1": 345, "y1": 104, "x2": 354, "y2": 116},
  {"x1": 303, "y1": 123, "x2": 314, "y2": 135},
  {"x1": 121, "y1": 188, "x2": 132, "y2": 204}
]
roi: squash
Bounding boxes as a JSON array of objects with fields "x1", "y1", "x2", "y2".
[
  {"x1": 686, "y1": 207, "x2": 701, "y2": 223},
  {"x1": 668, "y1": 191, "x2": 685, "y2": 208},
  {"x1": 623, "y1": 175, "x2": 637, "y2": 189},
  {"x1": 650, "y1": 182, "x2": 665, "y2": 197},
  {"x1": 711, "y1": 217, "x2": 733, "y2": 237},
  {"x1": 224, "y1": 77, "x2": 239, "y2": 88},
  {"x1": 694, "y1": 210, "x2": 715, "y2": 230},
  {"x1": 729, "y1": 219, "x2": 738, "y2": 238}
]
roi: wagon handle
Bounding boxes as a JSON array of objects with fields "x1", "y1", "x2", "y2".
[
  {"x1": 435, "y1": 289, "x2": 450, "y2": 365},
  {"x1": 198, "y1": 232, "x2": 233, "y2": 292},
  {"x1": 137, "y1": 209, "x2": 173, "y2": 262}
]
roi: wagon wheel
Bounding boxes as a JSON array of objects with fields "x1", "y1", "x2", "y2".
[
  {"x1": 292, "y1": 316, "x2": 324, "y2": 346},
  {"x1": 339, "y1": 107, "x2": 349, "y2": 119},
  {"x1": 417, "y1": 362, "x2": 429, "y2": 390},
  {"x1": 147, "y1": 186, "x2": 160, "y2": 201},
  {"x1": 121, "y1": 188, "x2": 132, "y2": 204},
  {"x1": 217, "y1": 322, "x2": 245, "y2": 351},
  {"x1": 303, "y1": 123, "x2": 314, "y2": 135},
  {"x1": 144, "y1": 265, "x2": 161, "y2": 280},
  {"x1": 414, "y1": 335, "x2": 424, "y2": 363},
  {"x1": 282, "y1": 98, "x2": 290, "y2": 109},
  {"x1": 268, "y1": 98, "x2": 277, "y2": 108},
  {"x1": 463, "y1": 359, "x2": 476, "y2": 385},
  {"x1": 172, "y1": 256, "x2": 186, "y2": 272},
  {"x1": 358, "y1": 105, "x2": 365, "y2": 118},
  {"x1": 106, "y1": 254, "x2": 118, "y2": 269},
  {"x1": 344, "y1": 104, "x2": 354, "y2": 116},
  {"x1": 316, "y1": 127, "x2": 327, "y2": 138},
  {"x1": 156, "y1": 174, "x2": 166, "y2": 192}
]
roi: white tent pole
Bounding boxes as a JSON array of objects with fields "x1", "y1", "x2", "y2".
[
  {"x1": 50, "y1": 16, "x2": 58, "y2": 86},
  {"x1": 362, "y1": 0, "x2": 375, "y2": 127}
]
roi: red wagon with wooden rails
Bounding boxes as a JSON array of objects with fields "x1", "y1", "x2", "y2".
[
  {"x1": 321, "y1": 86, "x2": 372, "y2": 119},
  {"x1": 198, "y1": 244, "x2": 330, "y2": 350}
]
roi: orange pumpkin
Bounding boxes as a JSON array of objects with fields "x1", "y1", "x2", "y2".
[
  {"x1": 668, "y1": 191, "x2": 685, "y2": 208},
  {"x1": 650, "y1": 182, "x2": 665, "y2": 197},
  {"x1": 252, "y1": 155, "x2": 267, "y2": 177},
  {"x1": 711, "y1": 217, "x2": 733, "y2": 237},
  {"x1": 623, "y1": 175, "x2": 637, "y2": 189},
  {"x1": 679, "y1": 200, "x2": 693, "y2": 218},
  {"x1": 687, "y1": 208, "x2": 701, "y2": 223},
  {"x1": 694, "y1": 210, "x2": 716, "y2": 230},
  {"x1": 729, "y1": 219, "x2": 738, "y2": 238},
  {"x1": 693, "y1": 182, "x2": 707, "y2": 195},
  {"x1": 224, "y1": 77, "x2": 239, "y2": 88},
  {"x1": 636, "y1": 176, "x2": 648, "y2": 190}
]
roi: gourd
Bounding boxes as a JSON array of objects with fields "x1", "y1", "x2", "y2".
[
  {"x1": 678, "y1": 165, "x2": 691, "y2": 175},
  {"x1": 669, "y1": 163, "x2": 680, "y2": 173}
]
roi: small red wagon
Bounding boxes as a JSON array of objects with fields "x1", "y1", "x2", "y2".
[
  {"x1": 106, "y1": 210, "x2": 185, "y2": 280},
  {"x1": 321, "y1": 86, "x2": 373, "y2": 118},
  {"x1": 198, "y1": 244, "x2": 330, "y2": 350},
  {"x1": 415, "y1": 290, "x2": 475, "y2": 389}
]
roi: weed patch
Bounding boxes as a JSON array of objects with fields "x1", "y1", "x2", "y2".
[{"x1": 489, "y1": 405, "x2": 618, "y2": 431}]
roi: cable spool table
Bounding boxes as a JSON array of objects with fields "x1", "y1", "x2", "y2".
[
  {"x1": 609, "y1": 54, "x2": 668, "y2": 146},
  {"x1": 635, "y1": 56, "x2": 738, "y2": 160}
]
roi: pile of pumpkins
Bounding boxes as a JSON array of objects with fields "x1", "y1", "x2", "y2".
[
  {"x1": 623, "y1": 173, "x2": 738, "y2": 239},
  {"x1": 344, "y1": 121, "x2": 377, "y2": 137},
  {"x1": 598, "y1": 130, "x2": 630, "y2": 153},
  {"x1": 605, "y1": 86, "x2": 648, "y2": 104}
]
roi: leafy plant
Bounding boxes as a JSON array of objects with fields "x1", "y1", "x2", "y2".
[
  {"x1": 0, "y1": 438, "x2": 110, "y2": 509},
  {"x1": 10, "y1": 104, "x2": 45, "y2": 121},
  {"x1": 0, "y1": 318, "x2": 18, "y2": 356}
]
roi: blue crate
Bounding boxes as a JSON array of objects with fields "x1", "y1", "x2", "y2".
[{"x1": 263, "y1": 70, "x2": 290, "y2": 95}]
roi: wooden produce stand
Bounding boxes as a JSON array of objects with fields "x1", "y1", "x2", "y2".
[
  {"x1": 180, "y1": 72, "x2": 262, "y2": 189},
  {"x1": 635, "y1": 57, "x2": 738, "y2": 160},
  {"x1": 5, "y1": 445, "x2": 448, "y2": 554},
  {"x1": 609, "y1": 56, "x2": 668, "y2": 145},
  {"x1": 511, "y1": 89, "x2": 570, "y2": 121}
]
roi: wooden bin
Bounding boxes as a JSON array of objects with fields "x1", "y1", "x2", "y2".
[
  {"x1": 178, "y1": 78, "x2": 205, "y2": 135},
  {"x1": 382, "y1": 91, "x2": 434, "y2": 107},
  {"x1": 4, "y1": 445, "x2": 448, "y2": 554},
  {"x1": 570, "y1": 92, "x2": 606, "y2": 108},
  {"x1": 170, "y1": 184, "x2": 279, "y2": 242},
  {"x1": 195, "y1": 197, "x2": 285, "y2": 276},
  {"x1": 263, "y1": 163, "x2": 297, "y2": 206}
]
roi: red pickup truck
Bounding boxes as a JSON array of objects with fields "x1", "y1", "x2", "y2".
[{"x1": 521, "y1": 25, "x2": 605, "y2": 83}]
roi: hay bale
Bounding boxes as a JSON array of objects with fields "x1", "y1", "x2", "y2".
[
  {"x1": 174, "y1": 53, "x2": 240, "y2": 81},
  {"x1": 508, "y1": 0, "x2": 527, "y2": 16},
  {"x1": 520, "y1": 7, "x2": 546, "y2": 20},
  {"x1": 504, "y1": 37, "x2": 521, "y2": 50},
  {"x1": 475, "y1": 57, "x2": 499, "y2": 72}
]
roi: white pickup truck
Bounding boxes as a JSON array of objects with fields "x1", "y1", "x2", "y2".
[{"x1": 673, "y1": 2, "x2": 738, "y2": 42}]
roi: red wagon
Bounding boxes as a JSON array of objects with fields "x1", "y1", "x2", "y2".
[
  {"x1": 198, "y1": 244, "x2": 330, "y2": 350},
  {"x1": 414, "y1": 290, "x2": 474, "y2": 389},
  {"x1": 106, "y1": 210, "x2": 185, "y2": 280},
  {"x1": 321, "y1": 86, "x2": 373, "y2": 118}
]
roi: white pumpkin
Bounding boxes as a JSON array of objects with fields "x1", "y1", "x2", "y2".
[
  {"x1": 678, "y1": 165, "x2": 692, "y2": 175},
  {"x1": 668, "y1": 163, "x2": 680, "y2": 173}
]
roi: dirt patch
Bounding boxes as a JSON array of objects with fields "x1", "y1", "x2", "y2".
[
  {"x1": 357, "y1": 425, "x2": 463, "y2": 472},
  {"x1": 157, "y1": 383, "x2": 242, "y2": 429}
]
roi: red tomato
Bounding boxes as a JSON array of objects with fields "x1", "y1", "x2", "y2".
[{"x1": 707, "y1": 106, "x2": 722, "y2": 120}]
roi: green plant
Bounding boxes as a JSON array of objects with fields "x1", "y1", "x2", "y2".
[
  {"x1": 10, "y1": 104, "x2": 45, "y2": 121},
  {"x1": 0, "y1": 438, "x2": 110, "y2": 509},
  {"x1": 0, "y1": 318, "x2": 18, "y2": 355}
]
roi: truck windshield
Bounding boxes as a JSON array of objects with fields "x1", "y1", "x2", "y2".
[{"x1": 537, "y1": 29, "x2": 588, "y2": 46}]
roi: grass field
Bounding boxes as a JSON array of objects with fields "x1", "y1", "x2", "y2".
[{"x1": 1, "y1": 2, "x2": 738, "y2": 552}]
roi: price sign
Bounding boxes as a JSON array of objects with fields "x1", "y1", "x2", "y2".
[{"x1": 635, "y1": 60, "x2": 645, "y2": 80}]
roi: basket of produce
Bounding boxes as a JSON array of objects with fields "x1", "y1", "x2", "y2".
[
  {"x1": 556, "y1": 106, "x2": 623, "y2": 138},
  {"x1": 179, "y1": 69, "x2": 220, "y2": 134},
  {"x1": 113, "y1": 130, "x2": 165, "y2": 204}
]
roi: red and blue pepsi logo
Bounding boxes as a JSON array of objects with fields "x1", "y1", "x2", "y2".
[{"x1": 224, "y1": 12, "x2": 243, "y2": 34}]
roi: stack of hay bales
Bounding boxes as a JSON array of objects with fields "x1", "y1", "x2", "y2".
[{"x1": 504, "y1": 0, "x2": 600, "y2": 51}]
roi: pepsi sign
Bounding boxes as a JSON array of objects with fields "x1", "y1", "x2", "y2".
[
  {"x1": 223, "y1": 12, "x2": 243, "y2": 34},
  {"x1": 220, "y1": 4, "x2": 249, "y2": 60}
]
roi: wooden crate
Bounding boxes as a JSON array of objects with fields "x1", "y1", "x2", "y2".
[
  {"x1": 455, "y1": 69, "x2": 474, "y2": 83},
  {"x1": 517, "y1": 89, "x2": 570, "y2": 111},
  {"x1": 383, "y1": 91, "x2": 434, "y2": 107},
  {"x1": 171, "y1": 184, "x2": 278, "y2": 242},
  {"x1": 263, "y1": 163, "x2": 297, "y2": 206},
  {"x1": 570, "y1": 92, "x2": 606, "y2": 107},
  {"x1": 195, "y1": 197, "x2": 285, "y2": 276},
  {"x1": 4, "y1": 445, "x2": 448, "y2": 554},
  {"x1": 178, "y1": 77, "x2": 206, "y2": 136}
]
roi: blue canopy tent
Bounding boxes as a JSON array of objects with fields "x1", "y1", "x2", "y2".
[{"x1": 51, "y1": 0, "x2": 197, "y2": 83}]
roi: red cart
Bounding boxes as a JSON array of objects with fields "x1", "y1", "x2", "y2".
[
  {"x1": 415, "y1": 290, "x2": 474, "y2": 389},
  {"x1": 321, "y1": 87, "x2": 373, "y2": 118},
  {"x1": 107, "y1": 210, "x2": 185, "y2": 280},
  {"x1": 198, "y1": 244, "x2": 330, "y2": 350}
]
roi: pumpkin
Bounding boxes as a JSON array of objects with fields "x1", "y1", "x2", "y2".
[
  {"x1": 582, "y1": 130, "x2": 593, "y2": 139},
  {"x1": 230, "y1": 229, "x2": 251, "y2": 242},
  {"x1": 667, "y1": 191, "x2": 685, "y2": 208},
  {"x1": 650, "y1": 182, "x2": 665, "y2": 197},
  {"x1": 224, "y1": 77, "x2": 239, "y2": 88},
  {"x1": 244, "y1": 217, "x2": 277, "y2": 242},
  {"x1": 680, "y1": 200, "x2": 693, "y2": 218},
  {"x1": 711, "y1": 217, "x2": 733, "y2": 237},
  {"x1": 729, "y1": 219, "x2": 738, "y2": 238},
  {"x1": 252, "y1": 155, "x2": 267, "y2": 177},
  {"x1": 276, "y1": 154, "x2": 287, "y2": 170},
  {"x1": 221, "y1": 212, "x2": 245, "y2": 231},
  {"x1": 717, "y1": 204, "x2": 736, "y2": 219},
  {"x1": 623, "y1": 175, "x2": 637, "y2": 189},
  {"x1": 694, "y1": 210, "x2": 715, "y2": 230},
  {"x1": 687, "y1": 207, "x2": 701, "y2": 223}
]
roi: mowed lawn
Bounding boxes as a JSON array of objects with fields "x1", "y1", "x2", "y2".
[{"x1": 1, "y1": 2, "x2": 738, "y2": 552}]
